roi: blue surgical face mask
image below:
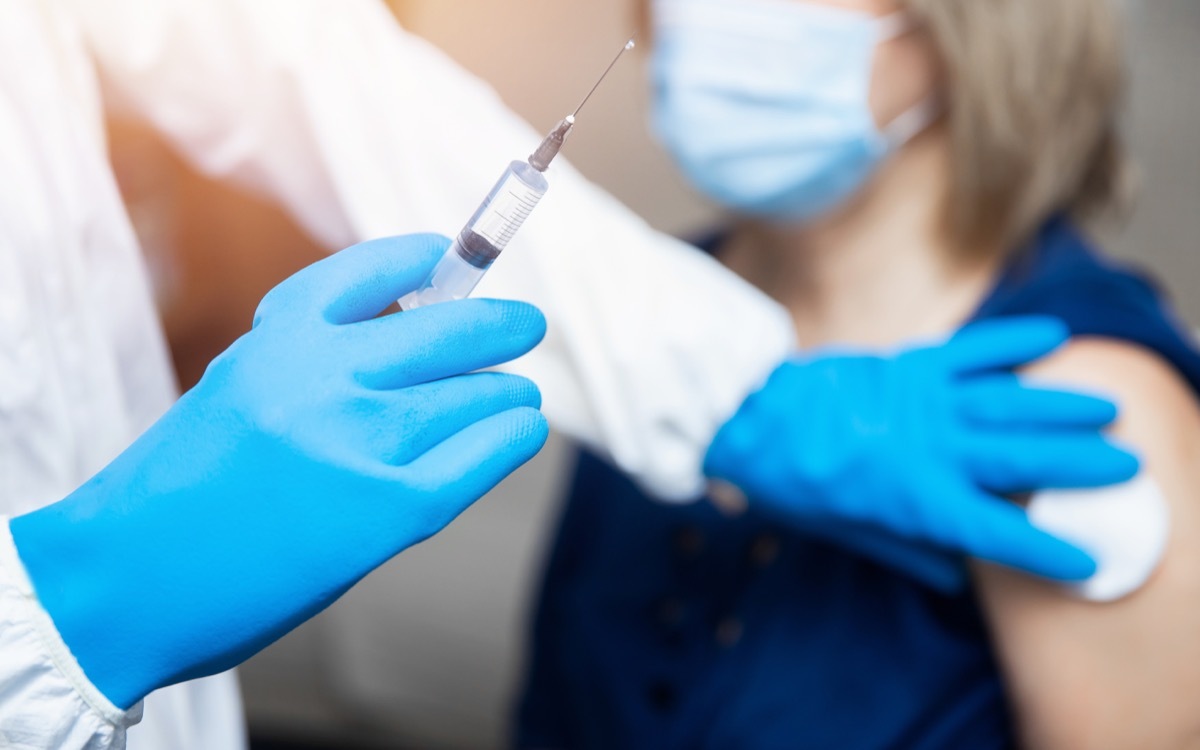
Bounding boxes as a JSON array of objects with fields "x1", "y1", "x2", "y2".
[{"x1": 651, "y1": 0, "x2": 935, "y2": 222}]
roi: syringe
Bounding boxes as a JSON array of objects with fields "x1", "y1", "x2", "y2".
[{"x1": 399, "y1": 37, "x2": 636, "y2": 311}]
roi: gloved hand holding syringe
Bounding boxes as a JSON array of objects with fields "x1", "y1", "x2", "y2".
[{"x1": 400, "y1": 37, "x2": 636, "y2": 310}]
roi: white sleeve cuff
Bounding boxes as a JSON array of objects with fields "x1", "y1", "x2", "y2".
[{"x1": 0, "y1": 518, "x2": 141, "y2": 749}]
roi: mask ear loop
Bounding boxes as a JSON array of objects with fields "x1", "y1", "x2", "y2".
[
  {"x1": 884, "y1": 97, "x2": 942, "y2": 147},
  {"x1": 875, "y1": 11, "x2": 944, "y2": 148}
]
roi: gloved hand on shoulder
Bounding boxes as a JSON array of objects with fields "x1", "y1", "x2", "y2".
[{"x1": 705, "y1": 316, "x2": 1139, "y2": 592}]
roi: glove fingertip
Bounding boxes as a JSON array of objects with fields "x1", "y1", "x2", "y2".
[
  {"x1": 482, "y1": 406, "x2": 549, "y2": 472},
  {"x1": 1023, "y1": 314, "x2": 1070, "y2": 341},
  {"x1": 1086, "y1": 396, "x2": 1120, "y2": 426},
  {"x1": 509, "y1": 375, "x2": 543, "y2": 411},
  {"x1": 512, "y1": 301, "x2": 549, "y2": 347},
  {"x1": 1108, "y1": 439, "x2": 1142, "y2": 475},
  {"x1": 475, "y1": 298, "x2": 548, "y2": 351},
  {"x1": 1003, "y1": 316, "x2": 1070, "y2": 358},
  {"x1": 1011, "y1": 531, "x2": 1098, "y2": 582},
  {"x1": 512, "y1": 406, "x2": 551, "y2": 455},
  {"x1": 1068, "y1": 440, "x2": 1142, "y2": 488},
  {"x1": 944, "y1": 315, "x2": 1071, "y2": 373},
  {"x1": 309, "y1": 234, "x2": 458, "y2": 325},
  {"x1": 1105, "y1": 452, "x2": 1142, "y2": 487},
  {"x1": 997, "y1": 314, "x2": 1068, "y2": 339},
  {"x1": 954, "y1": 314, "x2": 1060, "y2": 341},
  {"x1": 1045, "y1": 542, "x2": 1099, "y2": 582}
]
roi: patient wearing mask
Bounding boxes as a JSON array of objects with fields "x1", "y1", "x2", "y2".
[{"x1": 516, "y1": 0, "x2": 1200, "y2": 748}]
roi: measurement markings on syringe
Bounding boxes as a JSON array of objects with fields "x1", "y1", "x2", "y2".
[
  {"x1": 399, "y1": 35, "x2": 634, "y2": 310},
  {"x1": 473, "y1": 179, "x2": 541, "y2": 247}
]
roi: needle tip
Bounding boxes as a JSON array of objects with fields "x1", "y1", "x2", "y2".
[{"x1": 568, "y1": 34, "x2": 639, "y2": 119}]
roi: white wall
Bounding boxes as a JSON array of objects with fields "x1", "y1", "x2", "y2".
[{"x1": 1108, "y1": 0, "x2": 1200, "y2": 324}]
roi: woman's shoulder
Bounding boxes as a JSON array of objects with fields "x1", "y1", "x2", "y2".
[
  {"x1": 977, "y1": 218, "x2": 1200, "y2": 397},
  {"x1": 1025, "y1": 337, "x2": 1200, "y2": 455},
  {"x1": 977, "y1": 331, "x2": 1200, "y2": 748},
  {"x1": 974, "y1": 220, "x2": 1200, "y2": 746}
]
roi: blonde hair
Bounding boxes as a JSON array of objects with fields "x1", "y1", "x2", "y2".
[
  {"x1": 636, "y1": 0, "x2": 1133, "y2": 249},
  {"x1": 904, "y1": 0, "x2": 1133, "y2": 248}
]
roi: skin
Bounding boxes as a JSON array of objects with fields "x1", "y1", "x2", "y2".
[
  {"x1": 714, "y1": 0, "x2": 1200, "y2": 746},
  {"x1": 978, "y1": 342, "x2": 1200, "y2": 749}
]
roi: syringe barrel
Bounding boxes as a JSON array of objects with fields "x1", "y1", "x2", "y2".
[{"x1": 400, "y1": 160, "x2": 548, "y2": 310}]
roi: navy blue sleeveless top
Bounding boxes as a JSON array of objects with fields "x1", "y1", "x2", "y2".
[{"x1": 516, "y1": 219, "x2": 1200, "y2": 750}]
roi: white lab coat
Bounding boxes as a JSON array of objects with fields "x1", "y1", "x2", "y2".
[{"x1": 0, "y1": 0, "x2": 793, "y2": 747}]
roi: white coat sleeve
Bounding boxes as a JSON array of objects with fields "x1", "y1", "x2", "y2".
[
  {"x1": 0, "y1": 520, "x2": 141, "y2": 750},
  {"x1": 64, "y1": 0, "x2": 796, "y2": 501}
]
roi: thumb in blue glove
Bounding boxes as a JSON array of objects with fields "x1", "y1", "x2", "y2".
[
  {"x1": 704, "y1": 316, "x2": 1140, "y2": 592},
  {"x1": 10, "y1": 234, "x2": 549, "y2": 710}
]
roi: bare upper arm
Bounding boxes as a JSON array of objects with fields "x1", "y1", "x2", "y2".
[{"x1": 972, "y1": 337, "x2": 1200, "y2": 750}]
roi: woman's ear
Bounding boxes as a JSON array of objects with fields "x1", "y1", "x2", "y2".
[{"x1": 869, "y1": 23, "x2": 943, "y2": 130}]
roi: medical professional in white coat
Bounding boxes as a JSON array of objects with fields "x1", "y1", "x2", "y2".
[
  {"x1": 0, "y1": 2, "x2": 795, "y2": 745},
  {"x1": 0, "y1": 1, "x2": 1142, "y2": 748}
]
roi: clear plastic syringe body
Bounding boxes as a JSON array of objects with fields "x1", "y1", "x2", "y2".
[
  {"x1": 398, "y1": 157, "x2": 550, "y2": 310},
  {"x1": 397, "y1": 37, "x2": 634, "y2": 311}
]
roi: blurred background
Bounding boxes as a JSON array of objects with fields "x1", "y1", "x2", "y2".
[{"x1": 106, "y1": 0, "x2": 1199, "y2": 747}]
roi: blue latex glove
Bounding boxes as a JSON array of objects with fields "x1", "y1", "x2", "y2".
[
  {"x1": 704, "y1": 316, "x2": 1140, "y2": 592},
  {"x1": 10, "y1": 235, "x2": 549, "y2": 710}
]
